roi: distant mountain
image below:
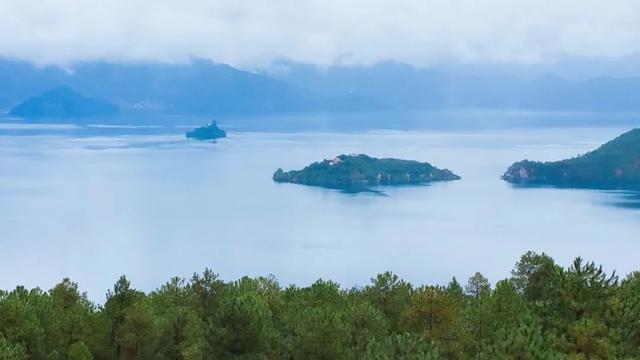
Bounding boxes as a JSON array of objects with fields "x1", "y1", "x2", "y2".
[
  {"x1": 0, "y1": 59, "x2": 379, "y2": 116},
  {"x1": 1, "y1": 58, "x2": 640, "y2": 119},
  {"x1": 269, "y1": 60, "x2": 640, "y2": 111},
  {"x1": 10, "y1": 86, "x2": 118, "y2": 119},
  {"x1": 0, "y1": 60, "x2": 69, "y2": 110},
  {"x1": 503, "y1": 128, "x2": 640, "y2": 189}
]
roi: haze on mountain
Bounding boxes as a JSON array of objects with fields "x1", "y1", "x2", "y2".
[
  {"x1": 2, "y1": 58, "x2": 640, "y2": 119},
  {"x1": 1, "y1": 1, "x2": 639, "y2": 119}
]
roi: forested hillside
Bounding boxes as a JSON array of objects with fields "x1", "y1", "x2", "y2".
[
  {"x1": 503, "y1": 128, "x2": 640, "y2": 189},
  {"x1": 1, "y1": 251, "x2": 638, "y2": 359}
]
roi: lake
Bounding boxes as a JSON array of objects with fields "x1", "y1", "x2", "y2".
[{"x1": 1, "y1": 117, "x2": 639, "y2": 301}]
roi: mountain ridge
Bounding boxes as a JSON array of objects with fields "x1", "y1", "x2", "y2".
[{"x1": 2, "y1": 58, "x2": 640, "y2": 118}]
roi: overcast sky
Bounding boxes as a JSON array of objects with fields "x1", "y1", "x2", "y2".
[{"x1": 1, "y1": 0, "x2": 639, "y2": 72}]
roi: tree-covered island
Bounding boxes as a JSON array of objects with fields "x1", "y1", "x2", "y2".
[
  {"x1": 186, "y1": 121, "x2": 227, "y2": 141},
  {"x1": 273, "y1": 154, "x2": 460, "y2": 190}
]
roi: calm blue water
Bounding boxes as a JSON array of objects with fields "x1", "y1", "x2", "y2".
[{"x1": 1, "y1": 119, "x2": 639, "y2": 301}]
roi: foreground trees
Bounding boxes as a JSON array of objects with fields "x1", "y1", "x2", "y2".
[{"x1": 0, "y1": 252, "x2": 637, "y2": 359}]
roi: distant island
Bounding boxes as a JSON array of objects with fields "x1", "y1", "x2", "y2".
[
  {"x1": 273, "y1": 154, "x2": 460, "y2": 190},
  {"x1": 503, "y1": 128, "x2": 640, "y2": 189},
  {"x1": 10, "y1": 86, "x2": 118, "y2": 119},
  {"x1": 186, "y1": 121, "x2": 227, "y2": 140}
]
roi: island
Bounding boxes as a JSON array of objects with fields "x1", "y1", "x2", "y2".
[
  {"x1": 503, "y1": 128, "x2": 640, "y2": 189},
  {"x1": 10, "y1": 86, "x2": 118, "y2": 119},
  {"x1": 273, "y1": 154, "x2": 460, "y2": 190},
  {"x1": 185, "y1": 121, "x2": 227, "y2": 140}
]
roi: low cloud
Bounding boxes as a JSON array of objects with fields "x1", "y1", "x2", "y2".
[{"x1": 1, "y1": 0, "x2": 639, "y2": 69}]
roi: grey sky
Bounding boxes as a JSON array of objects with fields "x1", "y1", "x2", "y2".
[{"x1": 1, "y1": 0, "x2": 639, "y2": 70}]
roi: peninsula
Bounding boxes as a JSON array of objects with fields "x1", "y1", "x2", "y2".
[{"x1": 503, "y1": 128, "x2": 640, "y2": 189}]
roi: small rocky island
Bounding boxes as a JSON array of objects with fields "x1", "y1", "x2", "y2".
[
  {"x1": 273, "y1": 154, "x2": 460, "y2": 190},
  {"x1": 503, "y1": 128, "x2": 640, "y2": 189},
  {"x1": 10, "y1": 86, "x2": 118, "y2": 119},
  {"x1": 186, "y1": 121, "x2": 227, "y2": 140}
]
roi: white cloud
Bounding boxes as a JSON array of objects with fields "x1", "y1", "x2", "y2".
[{"x1": 0, "y1": 0, "x2": 639, "y2": 69}]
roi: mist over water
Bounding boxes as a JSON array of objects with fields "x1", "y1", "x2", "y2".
[{"x1": 1, "y1": 114, "x2": 639, "y2": 301}]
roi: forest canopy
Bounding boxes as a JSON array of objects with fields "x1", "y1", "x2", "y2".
[{"x1": 1, "y1": 251, "x2": 638, "y2": 359}]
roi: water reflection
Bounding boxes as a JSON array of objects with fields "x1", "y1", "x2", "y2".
[{"x1": 606, "y1": 191, "x2": 640, "y2": 210}]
